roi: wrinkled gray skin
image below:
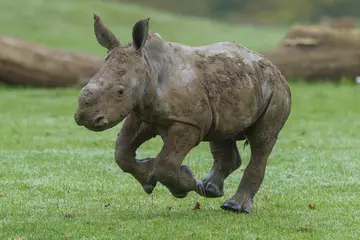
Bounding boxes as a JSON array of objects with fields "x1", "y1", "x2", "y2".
[{"x1": 74, "y1": 14, "x2": 291, "y2": 213}]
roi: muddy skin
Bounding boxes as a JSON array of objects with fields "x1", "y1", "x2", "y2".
[{"x1": 74, "y1": 14, "x2": 292, "y2": 213}]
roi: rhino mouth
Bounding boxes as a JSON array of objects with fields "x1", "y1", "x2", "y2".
[
  {"x1": 74, "y1": 112, "x2": 106, "y2": 131},
  {"x1": 81, "y1": 116, "x2": 109, "y2": 132},
  {"x1": 86, "y1": 125, "x2": 108, "y2": 132},
  {"x1": 74, "y1": 109, "x2": 126, "y2": 132},
  {"x1": 83, "y1": 122, "x2": 109, "y2": 132},
  {"x1": 87, "y1": 115, "x2": 125, "y2": 132}
]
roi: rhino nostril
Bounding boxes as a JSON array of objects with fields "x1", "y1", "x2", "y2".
[
  {"x1": 94, "y1": 115, "x2": 104, "y2": 124},
  {"x1": 93, "y1": 115, "x2": 108, "y2": 128}
]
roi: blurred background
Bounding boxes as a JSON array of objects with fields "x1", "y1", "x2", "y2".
[
  {"x1": 0, "y1": 0, "x2": 360, "y2": 88},
  {"x1": 119, "y1": 0, "x2": 360, "y2": 25}
]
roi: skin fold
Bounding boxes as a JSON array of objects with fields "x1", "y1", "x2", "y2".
[{"x1": 74, "y1": 14, "x2": 292, "y2": 213}]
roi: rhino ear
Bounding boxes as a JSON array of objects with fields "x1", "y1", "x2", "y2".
[
  {"x1": 93, "y1": 13, "x2": 120, "y2": 50},
  {"x1": 132, "y1": 18, "x2": 150, "y2": 51}
]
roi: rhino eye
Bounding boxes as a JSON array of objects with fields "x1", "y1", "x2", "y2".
[{"x1": 117, "y1": 86, "x2": 125, "y2": 96}]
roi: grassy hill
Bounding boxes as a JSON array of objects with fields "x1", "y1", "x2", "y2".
[{"x1": 0, "y1": 0, "x2": 286, "y2": 54}]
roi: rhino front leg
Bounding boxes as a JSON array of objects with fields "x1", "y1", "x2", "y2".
[
  {"x1": 115, "y1": 112, "x2": 158, "y2": 194},
  {"x1": 153, "y1": 123, "x2": 200, "y2": 198},
  {"x1": 196, "y1": 140, "x2": 241, "y2": 198}
]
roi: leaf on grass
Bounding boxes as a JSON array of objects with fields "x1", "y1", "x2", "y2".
[
  {"x1": 308, "y1": 204, "x2": 316, "y2": 209},
  {"x1": 192, "y1": 202, "x2": 200, "y2": 210},
  {"x1": 14, "y1": 237, "x2": 25, "y2": 240},
  {"x1": 21, "y1": 183, "x2": 31, "y2": 190},
  {"x1": 297, "y1": 226, "x2": 313, "y2": 232},
  {"x1": 64, "y1": 213, "x2": 74, "y2": 218},
  {"x1": 64, "y1": 234, "x2": 72, "y2": 238},
  {"x1": 0, "y1": 192, "x2": 7, "y2": 197},
  {"x1": 186, "y1": 233, "x2": 196, "y2": 238}
]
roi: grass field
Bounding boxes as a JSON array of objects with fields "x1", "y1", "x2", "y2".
[
  {"x1": 1, "y1": 0, "x2": 360, "y2": 239},
  {"x1": 0, "y1": 0, "x2": 286, "y2": 53}
]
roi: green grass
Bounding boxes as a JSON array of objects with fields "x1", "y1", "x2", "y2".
[
  {"x1": 1, "y1": 82, "x2": 360, "y2": 239},
  {"x1": 0, "y1": 0, "x2": 286, "y2": 54},
  {"x1": 1, "y1": 0, "x2": 360, "y2": 239}
]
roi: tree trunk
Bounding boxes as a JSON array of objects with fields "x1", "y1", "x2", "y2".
[
  {"x1": 262, "y1": 24, "x2": 360, "y2": 81},
  {"x1": 0, "y1": 35, "x2": 103, "y2": 88}
]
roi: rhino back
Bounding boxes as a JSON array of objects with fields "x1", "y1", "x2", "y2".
[
  {"x1": 147, "y1": 41, "x2": 288, "y2": 140},
  {"x1": 187, "y1": 42, "x2": 286, "y2": 139}
]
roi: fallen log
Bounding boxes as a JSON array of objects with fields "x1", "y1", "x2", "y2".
[
  {"x1": 2, "y1": 24, "x2": 360, "y2": 87},
  {"x1": 0, "y1": 35, "x2": 103, "y2": 87},
  {"x1": 262, "y1": 24, "x2": 360, "y2": 81},
  {"x1": 319, "y1": 16, "x2": 356, "y2": 29}
]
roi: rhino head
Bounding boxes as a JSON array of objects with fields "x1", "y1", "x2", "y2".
[{"x1": 74, "y1": 14, "x2": 154, "y2": 131}]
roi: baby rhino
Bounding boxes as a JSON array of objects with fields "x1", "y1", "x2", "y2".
[{"x1": 74, "y1": 14, "x2": 291, "y2": 213}]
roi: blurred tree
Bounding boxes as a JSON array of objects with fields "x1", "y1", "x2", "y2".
[
  {"x1": 313, "y1": 0, "x2": 360, "y2": 19},
  {"x1": 209, "y1": 0, "x2": 247, "y2": 18},
  {"x1": 116, "y1": 0, "x2": 360, "y2": 24}
]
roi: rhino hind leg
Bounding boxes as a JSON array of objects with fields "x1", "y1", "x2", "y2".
[
  {"x1": 220, "y1": 138, "x2": 276, "y2": 213},
  {"x1": 196, "y1": 140, "x2": 241, "y2": 198},
  {"x1": 221, "y1": 89, "x2": 291, "y2": 213}
]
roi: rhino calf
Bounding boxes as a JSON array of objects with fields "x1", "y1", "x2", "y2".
[{"x1": 74, "y1": 14, "x2": 291, "y2": 213}]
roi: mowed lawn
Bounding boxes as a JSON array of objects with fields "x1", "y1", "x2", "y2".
[
  {"x1": 1, "y1": 82, "x2": 360, "y2": 240},
  {"x1": 1, "y1": 0, "x2": 360, "y2": 239}
]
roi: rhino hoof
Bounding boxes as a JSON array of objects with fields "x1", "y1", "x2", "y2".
[
  {"x1": 204, "y1": 182, "x2": 224, "y2": 198},
  {"x1": 167, "y1": 165, "x2": 194, "y2": 198},
  {"x1": 142, "y1": 184, "x2": 155, "y2": 194},
  {"x1": 142, "y1": 176, "x2": 157, "y2": 194},
  {"x1": 195, "y1": 180, "x2": 223, "y2": 198},
  {"x1": 221, "y1": 200, "x2": 242, "y2": 213},
  {"x1": 221, "y1": 200, "x2": 252, "y2": 213},
  {"x1": 171, "y1": 192, "x2": 188, "y2": 199}
]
